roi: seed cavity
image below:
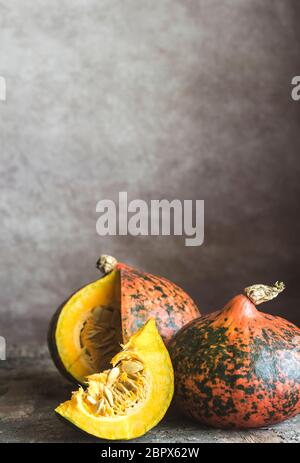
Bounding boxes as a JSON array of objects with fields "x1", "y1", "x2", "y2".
[
  {"x1": 79, "y1": 305, "x2": 122, "y2": 372},
  {"x1": 83, "y1": 356, "x2": 147, "y2": 417}
]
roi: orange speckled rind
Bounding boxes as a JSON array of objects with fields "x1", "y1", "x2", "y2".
[
  {"x1": 169, "y1": 294, "x2": 300, "y2": 429},
  {"x1": 118, "y1": 262, "x2": 200, "y2": 344}
]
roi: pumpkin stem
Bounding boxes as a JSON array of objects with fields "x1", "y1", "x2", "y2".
[
  {"x1": 96, "y1": 255, "x2": 118, "y2": 274},
  {"x1": 244, "y1": 281, "x2": 285, "y2": 305}
]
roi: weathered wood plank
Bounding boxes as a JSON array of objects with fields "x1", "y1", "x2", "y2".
[{"x1": 0, "y1": 356, "x2": 299, "y2": 443}]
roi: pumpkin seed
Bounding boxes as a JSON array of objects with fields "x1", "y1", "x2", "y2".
[
  {"x1": 107, "y1": 367, "x2": 120, "y2": 386},
  {"x1": 92, "y1": 306, "x2": 104, "y2": 319},
  {"x1": 97, "y1": 382, "x2": 104, "y2": 396},
  {"x1": 104, "y1": 386, "x2": 114, "y2": 407},
  {"x1": 122, "y1": 360, "x2": 144, "y2": 374},
  {"x1": 87, "y1": 328, "x2": 106, "y2": 339},
  {"x1": 96, "y1": 398, "x2": 105, "y2": 414},
  {"x1": 86, "y1": 395, "x2": 97, "y2": 405}
]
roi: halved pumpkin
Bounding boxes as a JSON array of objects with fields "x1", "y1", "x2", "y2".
[
  {"x1": 48, "y1": 255, "x2": 199, "y2": 383},
  {"x1": 55, "y1": 319, "x2": 174, "y2": 440}
]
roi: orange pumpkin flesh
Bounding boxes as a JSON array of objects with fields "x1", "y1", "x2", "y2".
[
  {"x1": 169, "y1": 282, "x2": 300, "y2": 428},
  {"x1": 48, "y1": 255, "x2": 200, "y2": 384}
]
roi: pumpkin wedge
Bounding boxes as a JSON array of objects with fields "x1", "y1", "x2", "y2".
[
  {"x1": 55, "y1": 319, "x2": 174, "y2": 440},
  {"x1": 48, "y1": 255, "x2": 199, "y2": 384}
]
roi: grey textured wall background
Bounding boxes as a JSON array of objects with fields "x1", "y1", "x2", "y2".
[{"x1": 1, "y1": 0, "x2": 300, "y2": 347}]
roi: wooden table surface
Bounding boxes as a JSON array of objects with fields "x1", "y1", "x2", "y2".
[{"x1": 1, "y1": 352, "x2": 299, "y2": 443}]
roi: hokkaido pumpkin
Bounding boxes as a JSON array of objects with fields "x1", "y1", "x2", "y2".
[
  {"x1": 48, "y1": 255, "x2": 199, "y2": 384},
  {"x1": 55, "y1": 319, "x2": 174, "y2": 440},
  {"x1": 169, "y1": 282, "x2": 300, "y2": 428}
]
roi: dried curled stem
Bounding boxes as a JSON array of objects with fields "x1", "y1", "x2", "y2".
[
  {"x1": 96, "y1": 255, "x2": 118, "y2": 274},
  {"x1": 244, "y1": 281, "x2": 285, "y2": 305}
]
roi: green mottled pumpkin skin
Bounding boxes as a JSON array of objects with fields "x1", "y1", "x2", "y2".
[
  {"x1": 169, "y1": 295, "x2": 300, "y2": 428},
  {"x1": 119, "y1": 263, "x2": 200, "y2": 344}
]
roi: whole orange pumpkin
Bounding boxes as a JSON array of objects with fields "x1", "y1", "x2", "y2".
[{"x1": 169, "y1": 282, "x2": 300, "y2": 428}]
